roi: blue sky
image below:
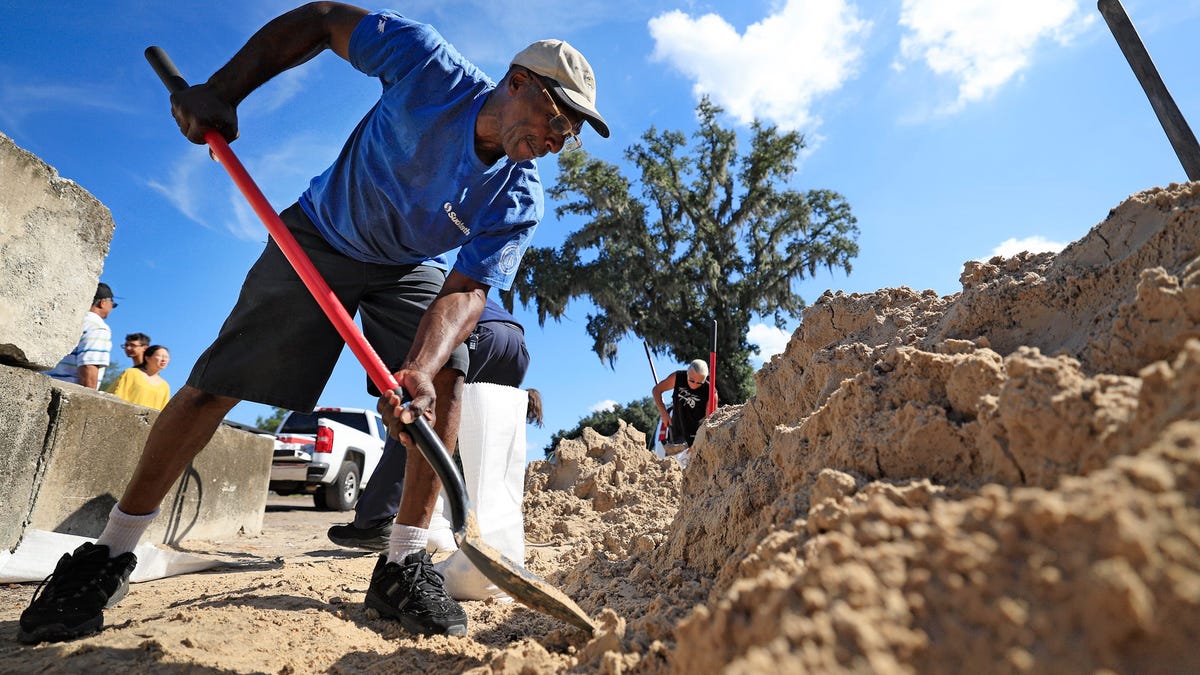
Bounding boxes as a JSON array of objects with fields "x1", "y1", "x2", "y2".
[{"x1": 3, "y1": 0, "x2": 1199, "y2": 461}]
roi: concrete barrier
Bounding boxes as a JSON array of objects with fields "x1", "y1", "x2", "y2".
[
  {"x1": 0, "y1": 366, "x2": 53, "y2": 550},
  {"x1": 0, "y1": 364, "x2": 273, "y2": 552},
  {"x1": 0, "y1": 132, "x2": 115, "y2": 370}
]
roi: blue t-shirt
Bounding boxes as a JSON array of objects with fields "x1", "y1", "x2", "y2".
[{"x1": 298, "y1": 11, "x2": 543, "y2": 290}]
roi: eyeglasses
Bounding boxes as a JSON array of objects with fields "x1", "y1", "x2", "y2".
[
  {"x1": 687, "y1": 377, "x2": 704, "y2": 385},
  {"x1": 528, "y1": 70, "x2": 583, "y2": 152}
]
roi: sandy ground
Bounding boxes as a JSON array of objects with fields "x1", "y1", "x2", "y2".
[
  {"x1": 4, "y1": 181, "x2": 1200, "y2": 673},
  {"x1": 0, "y1": 432, "x2": 686, "y2": 675},
  {"x1": 0, "y1": 493, "x2": 594, "y2": 673}
]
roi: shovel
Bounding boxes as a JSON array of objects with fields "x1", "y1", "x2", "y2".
[{"x1": 145, "y1": 46, "x2": 595, "y2": 634}]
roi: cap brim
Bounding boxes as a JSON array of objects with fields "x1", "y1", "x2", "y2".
[{"x1": 550, "y1": 83, "x2": 610, "y2": 138}]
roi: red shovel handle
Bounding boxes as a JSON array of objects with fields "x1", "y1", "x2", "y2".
[
  {"x1": 707, "y1": 319, "x2": 717, "y2": 416},
  {"x1": 144, "y1": 45, "x2": 468, "y2": 531}
]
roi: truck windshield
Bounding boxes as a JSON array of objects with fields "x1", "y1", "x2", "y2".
[{"x1": 278, "y1": 411, "x2": 370, "y2": 435}]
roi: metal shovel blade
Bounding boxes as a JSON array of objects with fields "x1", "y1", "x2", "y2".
[{"x1": 406, "y1": 416, "x2": 596, "y2": 633}]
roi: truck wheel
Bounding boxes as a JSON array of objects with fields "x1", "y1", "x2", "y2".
[{"x1": 316, "y1": 460, "x2": 360, "y2": 511}]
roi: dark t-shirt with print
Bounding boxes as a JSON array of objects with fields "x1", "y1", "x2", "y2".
[{"x1": 669, "y1": 370, "x2": 711, "y2": 445}]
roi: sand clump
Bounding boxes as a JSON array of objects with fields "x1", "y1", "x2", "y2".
[{"x1": 2, "y1": 182, "x2": 1200, "y2": 672}]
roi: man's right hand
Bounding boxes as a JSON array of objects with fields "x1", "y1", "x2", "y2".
[{"x1": 170, "y1": 83, "x2": 239, "y2": 145}]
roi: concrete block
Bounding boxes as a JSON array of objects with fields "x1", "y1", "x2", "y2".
[
  {"x1": 27, "y1": 381, "x2": 273, "y2": 545},
  {"x1": 0, "y1": 366, "x2": 54, "y2": 551},
  {"x1": 0, "y1": 132, "x2": 115, "y2": 371}
]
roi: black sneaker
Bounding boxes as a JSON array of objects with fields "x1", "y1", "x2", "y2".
[
  {"x1": 365, "y1": 552, "x2": 467, "y2": 636},
  {"x1": 17, "y1": 542, "x2": 138, "y2": 644},
  {"x1": 328, "y1": 520, "x2": 392, "y2": 551}
]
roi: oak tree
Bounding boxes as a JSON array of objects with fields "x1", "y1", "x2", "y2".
[{"x1": 511, "y1": 99, "x2": 858, "y2": 404}]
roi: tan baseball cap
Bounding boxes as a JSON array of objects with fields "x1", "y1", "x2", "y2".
[{"x1": 511, "y1": 40, "x2": 609, "y2": 138}]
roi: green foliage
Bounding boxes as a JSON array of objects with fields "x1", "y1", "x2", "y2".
[
  {"x1": 99, "y1": 364, "x2": 121, "y2": 393},
  {"x1": 544, "y1": 396, "x2": 660, "y2": 457},
  {"x1": 510, "y1": 98, "x2": 859, "y2": 404},
  {"x1": 255, "y1": 406, "x2": 290, "y2": 432}
]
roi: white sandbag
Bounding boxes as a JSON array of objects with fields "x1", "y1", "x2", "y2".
[
  {"x1": 426, "y1": 490, "x2": 458, "y2": 555},
  {"x1": 676, "y1": 447, "x2": 691, "y2": 468},
  {"x1": 0, "y1": 530, "x2": 224, "y2": 584},
  {"x1": 434, "y1": 382, "x2": 527, "y2": 600},
  {"x1": 438, "y1": 548, "x2": 512, "y2": 601}
]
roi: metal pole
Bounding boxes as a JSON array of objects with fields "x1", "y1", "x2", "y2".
[
  {"x1": 644, "y1": 341, "x2": 669, "y2": 448},
  {"x1": 643, "y1": 341, "x2": 660, "y2": 385},
  {"x1": 1098, "y1": 0, "x2": 1200, "y2": 181}
]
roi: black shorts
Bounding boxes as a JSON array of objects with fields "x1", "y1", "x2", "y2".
[{"x1": 187, "y1": 203, "x2": 470, "y2": 411}]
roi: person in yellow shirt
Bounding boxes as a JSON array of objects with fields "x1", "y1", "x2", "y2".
[{"x1": 112, "y1": 345, "x2": 171, "y2": 410}]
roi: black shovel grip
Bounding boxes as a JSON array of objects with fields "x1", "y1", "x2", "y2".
[{"x1": 145, "y1": 46, "x2": 190, "y2": 93}]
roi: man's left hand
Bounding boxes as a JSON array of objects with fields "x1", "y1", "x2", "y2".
[{"x1": 377, "y1": 367, "x2": 437, "y2": 447}]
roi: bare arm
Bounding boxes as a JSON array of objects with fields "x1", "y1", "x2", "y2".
[
  {"x1": 652, "y1": 373, "x2": 675, "y2": 425},
  {"x1": 171, "y1": 2, "x2": 369, "y2": 144},
  {"x1": 379, "y1": 270, "x2": 489, "y2": 434},
  {"x1": 77, "y1": 364, "x2": 100, "y2": 390}
]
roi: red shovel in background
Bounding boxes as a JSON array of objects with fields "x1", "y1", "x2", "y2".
[
  {"x1": 144, "y1": 46, "x2": 594, "y2": 634},
  {"x1": 707, "y1": 320, "x2": 717, "y2": 416}
]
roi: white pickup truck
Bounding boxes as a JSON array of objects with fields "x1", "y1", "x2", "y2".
[{"x1": 268, "y1": 407, "x2": 387, "y2": 511}]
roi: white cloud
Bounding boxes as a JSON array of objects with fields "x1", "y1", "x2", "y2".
[
  {"x1": 589, "y1": 399, "x2": 618, "y2": 413},
  {"x1": 244, "y1": 69, "x2": 309, "y2": 116},
  {"x1": 146, "y1": 150, "x2": 216, "y2": 230},
  {"x1": 988, "y1": 235, "x2": 1067, "y2": 258},
  {"x1": 147, "y1": 149, "x2": 274, "y2": 243},
  {"x1": 250, "y1": 133, "x2": 343, "y2": 201},
  {"x1": 0, "y1": 70, "x2": 136, "y2": 138},
  {"x1": 228, "y1": 191, "x2": 270, "y2": 242},
  {"x1": 748, "y1": 323, "x2": 793, "y2": 365},
  {"x1": 648, "y1": 0, "x2": 870, "y2": 130},
  {"x1": 149, "y1": 132, "x2": 342, "y2": 243},
  {"x1": 897, "y1": 0, "x2": 1094, "y2": 113}
]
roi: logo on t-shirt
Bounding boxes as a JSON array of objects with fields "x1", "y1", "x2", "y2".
[
  {"x1": 498, "y1": 242, "x2": 521, "y2": 275},
  {"x1": 443, "y1": 202, "x2": 470, "y2": 236},
  {"x1": 677, "y1": 387, "x2": 703, "y2": 409}
]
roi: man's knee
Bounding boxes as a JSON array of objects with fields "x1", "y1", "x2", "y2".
[{"x1": 164, "y1": 385, "x2": 240, "y2": 416}]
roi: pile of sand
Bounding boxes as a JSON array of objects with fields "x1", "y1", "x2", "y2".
[
  {"x1": 577, "y1": 182, "x2": 1200, "y2": 672},
  {"x1": 3, "y1": 182, "x2": 1198, "y2": 673},
  {"x1": 511, "y1": 181, "x2": 1200, "y2": 672}
]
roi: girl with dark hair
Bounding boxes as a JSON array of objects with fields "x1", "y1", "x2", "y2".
[{"x1": 112, "y1": 345, "x2": 171, "y2": 410}]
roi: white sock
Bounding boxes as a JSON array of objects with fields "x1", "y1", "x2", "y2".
[
  {"x1": 95, "y1": 505, "x2": 158, "y2": 557},
  {"x1": 387, "y1": 524, "x2": 429, "y2": 564}
]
